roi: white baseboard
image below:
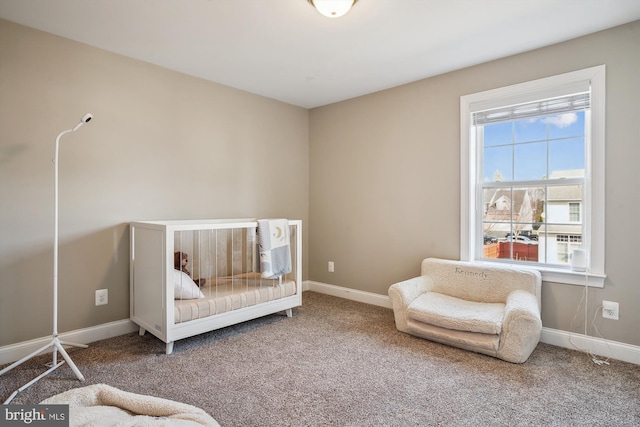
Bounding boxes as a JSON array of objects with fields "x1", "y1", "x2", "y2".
[
  {"x1": 305, "y1": 280, "x2": 640, "y2": 366},
  {"x1": 304, "y1": 280, "x2": 392, "y2": 308},
  {"x1": 3, "y1": 285, "x2": 638, "y2": 367},
  {"x1": 540, "y1": 327, "x2": 640, "y2": 365},
  {"x1": 0, "y1": 319, "x2": 138, "y2": 366}
]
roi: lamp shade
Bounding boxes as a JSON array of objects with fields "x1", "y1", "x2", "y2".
[{"x1": 309, "y1": 0, "x2": 357, "y2": 18}]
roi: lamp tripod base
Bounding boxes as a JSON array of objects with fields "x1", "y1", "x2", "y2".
[{"x1": 1, "y1": 336, "x2": 87, "y2": 404}]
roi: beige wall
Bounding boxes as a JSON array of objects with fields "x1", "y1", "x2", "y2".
[
  {"x1": 1, "y1": 17, "x2": 639, "y2": 351},
  {"x1": 0, "y1": 19, "x2": 309, "y2": 346},
  {"x1": 309, "y1": 21, "x2": 640, "y2": 347}
]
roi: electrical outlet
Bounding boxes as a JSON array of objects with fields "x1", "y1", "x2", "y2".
[
  {"x1": 95, "y1": 289, "x2": 108, "y2": 306},
  {"x1": 328, "y1": 261, "x2": 334, "y2": 273},
  {"x1": 602, "y1": 300, "x2": 619, "y2": 320}
]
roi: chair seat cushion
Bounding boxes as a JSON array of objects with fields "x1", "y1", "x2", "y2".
[
  {"x1": 407, "y1": 292, "x2": 505, "y2": 334},
  {"x1": 406, "y1": 320, "x2": 500, "y2": 354}
]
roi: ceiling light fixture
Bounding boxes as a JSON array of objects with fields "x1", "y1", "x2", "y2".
[{"x1": 308, "y1": 0, "x2": 358, "y2": 18}]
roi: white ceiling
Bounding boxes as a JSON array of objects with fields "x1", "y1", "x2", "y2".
[{"x1": 1, "y1": 0, "x2": 640, "y2": 109}]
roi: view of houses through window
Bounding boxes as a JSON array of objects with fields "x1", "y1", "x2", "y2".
[{"x1": 478, "y1": 108, "x2": 586, "y2": 267}]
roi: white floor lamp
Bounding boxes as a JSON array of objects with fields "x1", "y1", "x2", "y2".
[{"x1": 1, "y1": 113, "x2": 94, "y2": 404}]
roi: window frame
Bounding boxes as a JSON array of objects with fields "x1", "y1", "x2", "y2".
[{"x1": 460, "y1": 66, "x2": 606, "y2": 287}]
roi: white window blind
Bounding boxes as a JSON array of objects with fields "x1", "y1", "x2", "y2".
[{"x1": 473, "y1": 93, "x2": 590, "y2": 126}]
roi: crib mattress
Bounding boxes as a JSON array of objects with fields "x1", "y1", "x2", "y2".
[{"x1": 174, "y1": 274, "x2": 297, "y2": 323}]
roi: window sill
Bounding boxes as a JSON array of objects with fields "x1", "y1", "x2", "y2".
[
  {"x1": 537, "y1": 267, "x2": 605, "y2": 288},
  {"x1": 473, "y1": 261, "x2": 605, "y2": 288}
]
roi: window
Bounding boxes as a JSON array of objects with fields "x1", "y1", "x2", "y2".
[
  {"x1": 569, "y1": 203, "x2": 580, "y2": 222},
  {"x1": 460, "y1": 66, "x2": 605, "y2": 287}
]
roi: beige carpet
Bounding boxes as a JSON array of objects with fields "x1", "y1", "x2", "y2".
[{"x1": 2, "y1": 292, "x2": 639, "y2": 426}]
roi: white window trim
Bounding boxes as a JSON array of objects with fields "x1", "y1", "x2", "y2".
[{"x1": 460, "y1": 66, "x2": 606, "y2": 287}]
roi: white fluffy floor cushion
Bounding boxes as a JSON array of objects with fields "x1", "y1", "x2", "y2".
[{"x1": 40, "y1": 384, "x2": 219, "y2": 427}]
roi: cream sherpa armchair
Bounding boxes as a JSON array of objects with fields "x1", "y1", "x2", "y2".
[{"x1": 388, "y1": 258, "x2": 542, "y2": 363}]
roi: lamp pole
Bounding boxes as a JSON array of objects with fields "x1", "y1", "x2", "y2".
[{"x1": 0, "y1": 114, "x2": 94, "y2": 403}]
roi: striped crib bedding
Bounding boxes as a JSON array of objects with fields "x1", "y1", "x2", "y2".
[{"x1": 174, "y1": 273, "x2": 297, "y2": 323}]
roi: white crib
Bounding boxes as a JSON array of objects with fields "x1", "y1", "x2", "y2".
[{"x1": 130, "y1": 218, "x2": 302, "y2": 354}]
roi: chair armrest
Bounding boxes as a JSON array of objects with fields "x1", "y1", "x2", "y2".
[
  {"x1": 388, "y1": 275, "x2": 433, "y2": 333},
  {"x1": 388, "y1": 275, "x2": 434, "y2": 311},
  {"x1": 498, "y1": 290, "x2": 542, "y2": 363},
  {"x1": 504, "y1": 289, "x2": 541, "y2": 318}
]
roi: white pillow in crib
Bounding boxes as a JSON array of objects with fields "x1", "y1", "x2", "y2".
[{"x1": 173, "y1": 270, "x2": 205, "y2": 299}]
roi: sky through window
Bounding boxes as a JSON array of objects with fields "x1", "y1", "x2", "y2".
[{"x1": 483, "y1": 111, "x2": 585, "y2": 182}]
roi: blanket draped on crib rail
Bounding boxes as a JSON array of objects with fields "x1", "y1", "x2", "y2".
[{"x1": 257, "y1": 219, "x2": 292, "y2": 279}]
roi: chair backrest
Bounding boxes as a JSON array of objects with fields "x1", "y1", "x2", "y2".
[{"x1": 420, "y1": 258, "x2": 541, "y2": 306}]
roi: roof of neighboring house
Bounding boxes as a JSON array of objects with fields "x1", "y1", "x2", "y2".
[
  {"x1": 536, "y1": 224, "x2": 582, "y2": 234},
  {"x1": 547, "y1": 185, "x2": 582, "y2": 202},
  {"x1": 549, "y1": 169, "x2": 584, "y2": 179},
  {"x1": 483, "y1": 188, "x2": 538, "y2": 223},
  {"x1": 546, "y1": 169, "x2": 584, "y2": 202}
]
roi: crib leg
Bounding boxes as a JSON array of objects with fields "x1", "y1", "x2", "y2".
[
  {"x1": 139, "y1": 327, "x2": 146, "y2": 336},
  {"x1": 285, "y1": 308, "x2": 293, "y2": 318},
  {"x1": 166, "y1": 342, "x2": 174, "y2": 355}
]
